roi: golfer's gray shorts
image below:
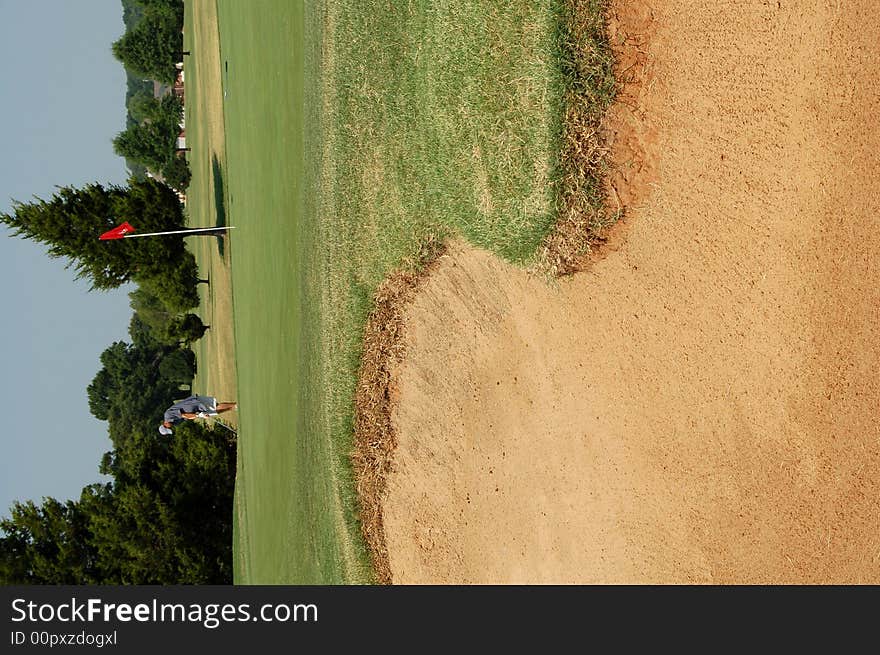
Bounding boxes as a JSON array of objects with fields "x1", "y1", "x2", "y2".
[{"x1": 194, "y1": 395, "x2": 218, "y2": 415}]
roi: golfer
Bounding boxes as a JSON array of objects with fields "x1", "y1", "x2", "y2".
[{"x1": 158, "y1": 395, "x2": 237, "y2": 435}]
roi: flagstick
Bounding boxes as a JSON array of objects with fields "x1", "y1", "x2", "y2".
[{"x1": 121, "y1": 226, "x2": 236, "y2": 238}]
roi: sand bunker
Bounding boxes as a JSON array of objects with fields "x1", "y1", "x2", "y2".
[{"x1": 379, "y1": 0, "x2": 880, "y2": 583}]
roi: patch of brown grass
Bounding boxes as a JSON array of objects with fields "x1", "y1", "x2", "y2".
[
  {"x1": 186, "y1": 0, "x2": 237, "y2": 419},
  {"x1": 351, "y1": 238, "x2": 447, "y2": 584},
  {"x1": 539, "y1": 0, "x2": 619, "y2": 276}
]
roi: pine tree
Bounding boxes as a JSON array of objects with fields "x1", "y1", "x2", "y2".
[
  {"x1": 0, "y1": 498, "x2": 101, "y2": 584},
  {"x1": 1, "y1": 183, "x2": 127, "y2": 288},
  {"x1": 0, "y1": 179, "x2": 192, "y2": 292}
]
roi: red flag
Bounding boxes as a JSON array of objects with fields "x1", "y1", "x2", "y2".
[{"x1": 99, "y1": 222, "x2": 136, "y2": 240}]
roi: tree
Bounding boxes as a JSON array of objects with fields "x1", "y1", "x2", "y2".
[
  {"x1": 171, "y1": 313, "x2": 209, "y2": 344},
  {"x1": 87, "y1": 341, "x2": 149, "y2": 424},
  {"x1": 129, "y1": 287, "x2": 177, "y2": 344},
  {"x1": 162, "y1": 155, "x2": 191, "y2": 191},
  {"x1": 77, "y1": 423, "x2": 233, "y2": 584},
  {"x1": 113, "y1": 122, "x2": 174, "y2": 172},
  {"x1": 117, "y1": 94, "x2": 188, "y2": 188},
  {"x1": 138, "y1": 0, "x2": 184, "y2": 24},
  {"x1": 114, "y1": 95, "x2": 183, "y2": 174},
  {"x1": 87, "y1": 368, "x2": 115, "y2": 421},
  {"x1": 116, "y1": 178, "x2": 195, "y2": 292},
  {"x1": 1, "y1": 420, "x2": 235, "y2": 584},
  {"x1": 112, "y1": 9, "x2": 182, "y2": 84},
  {"x1": 0, "y1": 498, "x2": 100, "y2": 584},
  {"x1": 114, "y1": 109, "x2": 190, "y2": 191},
  {"x1": 0, "y1": 179, "x2": 191, "y2": 292},
  {"x1": 158, "y1": 348, "x2": 195, "y2": 382},
  {"x1": 1, "y1": 183, "x2": 131, "y2": 289},
  {"x1": 137, "y1": 253, "x2": 201, "y2": 313},
  {"x1": 129, "y1": 306, "x2": 165, "y2": 347},
  {"x1": 128, "y1": 91, "x2": 181, "y2": 126},
  {"x1": 86, "y1": 337, "x2": 177, "y2": 427}
]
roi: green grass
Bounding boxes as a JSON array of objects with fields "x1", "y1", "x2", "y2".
[
  {"x1": 211, "y1": 0, "x2": 370, "y2": 584},
  {"x1": 326, "y1": 1, "x2": 565, "y2": 271},
  {"x1": 188, "y1": 0, "x2": 615, "y2": 584}
]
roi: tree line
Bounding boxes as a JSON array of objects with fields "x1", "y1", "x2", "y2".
[
  {"x1": 0, "y1": 161, "x2": 233, "y2": 580},
  {"x1": 114, "y1": 0, "x2": 191, "y2": 192}
]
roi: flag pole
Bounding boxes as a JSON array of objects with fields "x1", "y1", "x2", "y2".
[{"x1": 121, "y1": 226, "x2": 236, "y2": 238}]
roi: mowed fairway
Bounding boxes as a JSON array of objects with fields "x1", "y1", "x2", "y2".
[
  {"x1": 214, "y1": 0, "x2": 370, "y2": 584},
  {"x1": 194, "y1": 0, "x2": 571, "y2": 583}
]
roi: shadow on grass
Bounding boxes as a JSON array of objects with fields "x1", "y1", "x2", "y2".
[{"x1": 212, "y1": 154, "x2": 228, "y2": 258}]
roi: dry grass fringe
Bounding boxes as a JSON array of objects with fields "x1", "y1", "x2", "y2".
[
  {"x1": 540, "y1": 0, "x2": 618, "y2": 276},
  {"x1": 351, "y1": 238, "x2": 446, "y2": 584}
]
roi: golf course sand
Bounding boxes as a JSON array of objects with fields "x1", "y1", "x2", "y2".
[{"x1": 378, "y1": 0, "x2": 880, "y2": 583}]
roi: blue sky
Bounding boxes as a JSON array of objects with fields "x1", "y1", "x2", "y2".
[{"x1": 0, "y1": 1, "x2": 134, "y2": 517}]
